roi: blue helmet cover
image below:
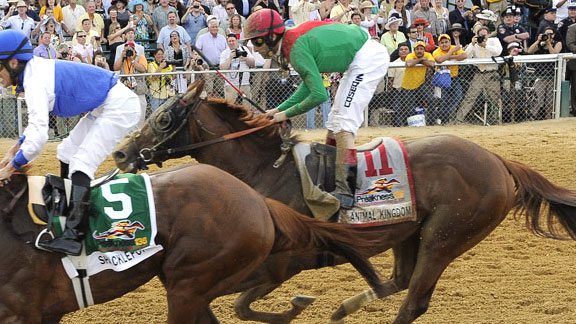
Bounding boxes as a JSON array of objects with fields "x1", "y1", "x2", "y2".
[{"x1": 0, "y1": 30, "x2": 34, "y2": 61}]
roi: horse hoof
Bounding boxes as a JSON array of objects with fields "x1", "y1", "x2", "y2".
[{"x1": 291, "y1": 295, "x2": 316, "y2": 308}]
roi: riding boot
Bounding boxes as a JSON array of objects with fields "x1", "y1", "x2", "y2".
[
  {"x1": 332, "y1": 149, "x2": 357, "y2": 209},
  {"x1": 60, "y1": 161, "x2": 69, "y2": 179},
  {"x1": 39, "y1": 173, "x2": 90, "y2": 256}
]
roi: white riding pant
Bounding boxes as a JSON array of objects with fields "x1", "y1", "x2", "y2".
[
  {"x1": 326, "y1": 39, "x2": 389, "y2": 136},
  {"x1": 57, "y1": 82, "x2": 141, "y2": 179}
]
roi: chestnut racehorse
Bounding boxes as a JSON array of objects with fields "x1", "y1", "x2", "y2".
[
  {"x1": 0, "y1": 164, "x2": 382, "y2": 323},
  {"x1": 113, "y1": 81, "x2": 576, "y2": 324}
]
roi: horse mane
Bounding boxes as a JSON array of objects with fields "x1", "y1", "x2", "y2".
[{"x1": 204, "y1": 97, "x2": 301, "y2": 143}]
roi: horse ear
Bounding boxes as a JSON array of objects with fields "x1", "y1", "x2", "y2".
[{"x1": 183, "y1": 79, "x2": 206, "y2": 104}]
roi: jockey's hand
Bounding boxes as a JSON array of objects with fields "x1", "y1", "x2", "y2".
[
  {"x1": 271, "y1": 111, "x2": 288, "y2": 123},
  {"x1": 0, "y1": 163, "x2": 16, "y2": 187},
  {"x1": 264, "y1": 108, "x2": 279, "y2": 119}
]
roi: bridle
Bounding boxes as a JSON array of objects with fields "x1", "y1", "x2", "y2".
[
  {"x1": 2, "y1": 176, "x2": 28, "y2": 215},
  {"x1": 132, "y1": 94, "x2": 288, "y2": 170}
]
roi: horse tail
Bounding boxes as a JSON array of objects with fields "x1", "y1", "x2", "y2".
[
  {"x1": 264, "y1": 198, "x2": 384, "y2": 294},
  {"x1": 498, "y1": 156, "x2": 576, "y2": 240}
]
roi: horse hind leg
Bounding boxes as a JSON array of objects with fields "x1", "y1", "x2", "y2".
[
  {"x1": 234, "y1": 283, "x2": 316, "y2": 324},
  {"x1": 329, "y1": 235, "x2": 420, "y2": 323}
]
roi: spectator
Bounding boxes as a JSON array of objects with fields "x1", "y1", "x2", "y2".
[
  {"x1": 168, "y1": 0, "x2": 187, "y2": 20},
  {"x1": 381, "y1": 16, "x2": 406, "y2": 54},
  {"x1": 34, "y1": 31, "x2": 58, "y2": 58},
  {"x1": 182, "y1": 0, "x2": 207, "y2": 45},
  {"x1": 254, "y1": 0, "x2": 279, "y2": 12},
  {"x1": 9, "y1": 0, "x2": 40, "y2": 21},
  {"x1": 107, "y1": 22, "x2": 127, "y2": 66},
  {"x1": 449, "y1": 0, "x2": 473, "y2": 36},
  {"x1": 152, "y1": 0, "x2": 178, "y2": 36},
  {"x1": 219, "y1": 33, "x2": 255, "y2": 103},
  {"x1": 455, "y1": 27, "x2": 501, "y2": 123},
  {"x1": 433, "y1": 0, "x2": 448, "y2": 34},
  {"x1": 199, "y1": 0, "x2": 217, "y2": 14},
  {"x1": 559, "y1": 3, "x2": 576, "y2": 51},
  {"x1": 483, "y1": 0, "x2": 507, "y2": 26},
  {"x1": 164, "y1": 30, "x2": 190, "y2": 93},
  {"x1": 290, "y1": 0, "x2": 320, "y2": 26},
  {"x1": 56, "y1": 42, "x2": 81, "y2": 61},
  {"x1": 527, "y1": 26, "x2": 561, "y2": 119},
  {"x1": 412, "y1": 0, "x2": 442, "y2": 36},
  {"x1": 536, "y1": 7, "x2": 560, "y2": 40},
  {"x1": 473, "y1": 9, "x2": 497, "y2": 36},
  {"x1": 130, "y1": 0, "x2": 153, "y2": 47},
  {"x1": 351, "y1": 11, "x2": 362, "y2": 27},
  {"x1": 432, "y1": 34, "x2": 467, "y2": 124},
  {"x1": 195, "y1": 17, "x2": 226, "y2": 66},
  {"x1": 231, "y1": 0, "x2": 252, "y2": 17},
  {"x1": 146, "y1": 0, "x2": 157, "y2": 14},
  {"x1": 330, "y1": 0, "x2": 357, "y2": 24},
  {"x1": 94, "y1": 0, "x2": 107, "y2": 18},
  {"x1": 401, "y1": 41, "x2": 435, "y2": 123},
  {"x1": 195, "y1": 14, "x2": 226, "y2": 37},
  {"x1": 72, "y1": 30, "x2": 94, "y2": 63},
  {"x1": 389, "y1": 0, "x2": 410, "y2": 33},
  {"x1": 566, "y1": 22, "x2": 576, "y2": 115},
  {"x1": 72, "y1": 18, "x2": 100, "y2": 46},
  {"x1": 157, "y1": 11, "x2": 192, "y2": 53},
  {"x1": 104, "y1": 6, "x2": 120, "y2": 38},
  {"x1": 112, "y1": 0, "x2": 130, "y2": 27},
  {"x1": 226, "y1": 13, "x2": 244, "y2": 38},
  {"x1": 114, "y1": 27, "x2": 145, "y2": 66},
  {"x1": 147, "y1": 48, "x2": 175, "y2": 111},
  {"x1": 318, "y1": 0, "x2": 335, "y2": 20},
  {"x1": 359, "y1": 0, "x2": 384, "y2": 37},
  {"x1": 212, "y1": 0, "x2": 229, "y2": 21},
  {"x1": 388, "y1": 43, "x2": 410, "y2": 126},
  {"x1": 39, "y1": 0, "x2": 63, "y2": 22},
  {"x1": 497, "y1": 7, "x2": 530, "y2": 55},
  {"x1": 92, "y1": 49, "x2": 110, "y2": 69},
  {"x1": 1, "y1": 1, "x2": 35, "y2": 38},
  {"x1": 62, "y1": 0, "x2": 85, "y2": 35},
  {"x1": 447, "y1": 22, "x2": 468, "y2": 47},
  {"x1": 219, "y1": 2, "x2": 245, "y2": 30},
  {"x1": 413, "y1": 18, "x2": 435, "y2": 51},
  {"x1": 554, "y1": 0, "x2": 570, "y2": 23},
  {"x1": 33, "y1": 7, "x2": 69, "y2": 39},
  {"x1": 40, "y1": 17, "x2": 64, "y2": 46},
  {"x1": 76, "y1": 1, "x2": 105, "y2": 36},
  {"x1": 114, "y1": 40, "x2": 148, "y2": 126}
]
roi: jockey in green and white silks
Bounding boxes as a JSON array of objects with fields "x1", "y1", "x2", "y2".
[
  {"x1": 0, "y1": 30, "x2": 141, "y2": 256},
  {"x1": 244, "y1": 9, "x2": 390, "y2": 209}
]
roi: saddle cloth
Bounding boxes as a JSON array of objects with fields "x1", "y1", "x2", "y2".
[
  {"x1": 293, "y1": 137, "x2": 417, "y2": 227},
  {"x1": 28, "y1": 173, "x2": 163, "y2": 278}
]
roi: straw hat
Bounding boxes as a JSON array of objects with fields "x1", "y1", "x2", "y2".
[
  {"x1": 385, "y1": 16, "x2": 400, "y2": 29},
  {"x1": 476, "y1": 10, "x2": 497, "y2": 22},
  {"x1": 16, "y1": 0, "x2": 27, "y2": 7},
  {"x1": 359, "y1": 1, "x2": 375, "y2": 10}
]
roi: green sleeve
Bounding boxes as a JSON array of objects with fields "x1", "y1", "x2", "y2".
[{"x1": 276, "y1": 45, "x2": 329, "y2": 117}]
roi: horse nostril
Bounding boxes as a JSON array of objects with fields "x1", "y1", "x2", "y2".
[{"x1": 113, "y1": 151, "x2": 126, "y2": 162}]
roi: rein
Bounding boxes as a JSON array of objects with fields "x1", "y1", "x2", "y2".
[{"x1": 2, "y1": 180, "x2": 27, "y2": 215}]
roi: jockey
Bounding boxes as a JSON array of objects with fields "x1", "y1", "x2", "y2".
[
  {"x1": 244, "y1": 9, "x2": 390, "y2": 209},
  {"x1": 0, "y1": 30, "x2": 141, "y2": 256}
]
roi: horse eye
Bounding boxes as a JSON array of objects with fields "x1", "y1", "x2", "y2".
[{"x1": 155, "y1": 112, "x2": 172, "y2": 130}]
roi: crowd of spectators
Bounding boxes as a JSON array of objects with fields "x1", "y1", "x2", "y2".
[{"x1": 0, "y1": 0, "x2": 575, "y2": 128}]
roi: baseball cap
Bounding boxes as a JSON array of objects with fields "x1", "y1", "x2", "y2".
[
  {"x1": 414, "y1": 41, "x2": 426, "y2": 48},
  {"x1": 438, "y1": 34, "x2": 451, "y2": 41},
  {"x1": 544, "y1": 7, "x2": 557, "y2": 13}
]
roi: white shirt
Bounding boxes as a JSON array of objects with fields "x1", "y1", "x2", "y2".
[
  {"x1": 464, "y1": 38, "x2": 502, "y2": 71},
  {"x1": 1, "y1": 15, "x2": 36, "y2": 38},
  {"x1": 554, "y1": 0, "x2": 569, "y2": 23},
  {"x1": 219, "y1": 46, "x2": 253, "y2": 86},
  {"x1": 62, "y1": 4, "x2": 86, "y2": 33}
]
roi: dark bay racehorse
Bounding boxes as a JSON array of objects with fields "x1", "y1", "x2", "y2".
[
  {"x1": 0, "y1": 164, "x2": 381, "y2": 324},
  {"x1": 113, "y1": 81, "x2": 576, "y2": 324}
]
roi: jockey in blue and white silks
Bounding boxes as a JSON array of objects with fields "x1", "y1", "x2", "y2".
[{"x1": 0, "y1": 30, "x2": 140, "y2": 256}]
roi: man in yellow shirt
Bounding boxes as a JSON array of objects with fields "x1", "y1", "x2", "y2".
[
  {"x1": 400, "y1": 41, "x2": 435, "y2": 123},
  {"x1": 432, "y1": 34, "x2": 467, "y2": 124}
]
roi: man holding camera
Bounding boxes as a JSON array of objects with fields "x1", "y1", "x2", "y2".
[
  {"x1": 219, "y1": 33, "x2": 255, "y2": 103},
  {"x1": 455, "y1": 26, "x2": 502, "y2": 123}
]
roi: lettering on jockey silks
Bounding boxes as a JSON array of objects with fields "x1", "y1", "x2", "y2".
[{"x1": 344, "y1": 74, "x2": 364, "y2": 108}]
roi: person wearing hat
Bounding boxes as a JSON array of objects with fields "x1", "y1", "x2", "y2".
[
  {"x1": 0, "y1": 29, "x2": 141, "y2": 256},
  {"x1": 449, "y1": 0, "x2": 474, "y2": 36},
  {"x1": 447, "y1": 22, "x2": 468, "y2": 46},
  {"x1": 330, "y1": 0, "x2": 358, "y2": 24},
  {"x1": 483, "y1": 0, "x2": 506, "y2": 26},
  {"x1": 558, "y1": 2, "x2": 576, "y2": 49},
  {"x1": 76, "y1": 1, "x2": 105, "y2": 37},
  {"x1": 412, "y1": 0, "x2": 442, "y2": 36},
  {"x1": 473, "y1": 9, "x2": 496, "y2": 36},
  {"x1": 497, "y1": 7, "x2": 529, "y2": 55},
  {"x1": 246, "y1": 9, "x2": 390, "y2": 209},
  {"x1": 389, "y1": 0, "x2": 410, "y2": 34},
  {"x1": 290, "y1": 0, "x2": 320, "y2": 26},
  {"x1": 358, "y1": 0, "x2": 385, "y2": 36},
  {"x1": 413, "y1": 18, "x2": 435, "y2": 51},
  {"x1": 400, "y1": 40, "x2": 435, "y2": 119},
  {"x1": 0, "y1": 1, "x2": 36, "y2": 38},
  {"x1": 536, "y1": 7, "x2": 561, "y2": 40},
  {"x1": 381, "y1": 16, "x2": 407, "y2": 54},
  {"x1": 130, "y1": 0, "x2": 153, "y2": 46},
  {"x1": 432, "y1": 33, "x2": 466, "y2": 124}
]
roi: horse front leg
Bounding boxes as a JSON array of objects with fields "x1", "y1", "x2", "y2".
[{"x1": 234, "y1": 283, "x2": 316, "y2": 324}]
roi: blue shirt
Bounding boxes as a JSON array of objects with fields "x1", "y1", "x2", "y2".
[
  {"x1": 182, "y1": 12, "x2": 207, "y2": 45},
  {"x1": 195, "y1": 32, "x2": 227, "y2": 66},
  {"x1": 33, "y1": 43, "x2": 57, "y2": 59}
]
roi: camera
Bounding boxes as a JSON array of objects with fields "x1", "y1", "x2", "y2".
[
  {"x1": 193, "y1": 4, "x2": 199, "y2": 8},
  {"x1": 60, "y1": 51, "x2": 68, "y2": 59},
  {"x1": 195, "y1": 58, "x2": 203, "y2": 65},
  {"x1": 94, "y1": 36, "x2": 101, "y2": 41},
  {"x1": 235, "y1": 48, "x2": 248, "y2": 57},
  {"x1": 476, "y1": 35, "x2": 486, "y2": 43},
  {"x1": 125, "y1": 48, "x2": 134, "y2": 57},
  {"x1": 541, "y1": 34, "x2": 549, "y2": 41}
]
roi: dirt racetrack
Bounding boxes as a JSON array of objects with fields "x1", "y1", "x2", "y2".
[{"x1": 3, "y1": 118, "x2": 576, "y2": 324}]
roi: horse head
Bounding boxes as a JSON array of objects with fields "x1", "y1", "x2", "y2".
[{"x1": 113, "y1": 79, "x2": 287, "y2": 173}]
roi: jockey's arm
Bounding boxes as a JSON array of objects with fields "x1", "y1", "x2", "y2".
[{"x1": 276, "y1": 49, "x2": 328, "y2": 117}]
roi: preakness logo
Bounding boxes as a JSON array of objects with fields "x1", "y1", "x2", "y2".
[{"x1": 344, "y1": 74, "x2": 364, "y2": 108}]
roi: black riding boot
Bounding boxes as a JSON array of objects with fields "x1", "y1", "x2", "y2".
[
  {"x1": 39, "y1": 173, "x2": 90, "y2": 256},
  {"x1": 332, "y1": 149, "x2": 357, "y2": 209}
]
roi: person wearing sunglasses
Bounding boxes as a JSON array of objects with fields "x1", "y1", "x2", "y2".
[
  {"x1": 247, "y1": 9, "x2": 389, "y2": 209},
  {"x1": 0, "y1": 29, "x2": 141, "y2": 256}
]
